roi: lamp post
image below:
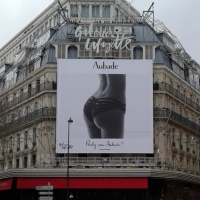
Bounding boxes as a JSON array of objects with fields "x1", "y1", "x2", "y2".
[{"x1": 67, "y1": 117, "x2": 73, "y2": 200}]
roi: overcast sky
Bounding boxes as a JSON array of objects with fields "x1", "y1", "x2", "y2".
[{"x1": 0, "y1": 0, "x2": 199, "y2": 63}]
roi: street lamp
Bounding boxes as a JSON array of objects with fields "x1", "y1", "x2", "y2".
[{"x1": 67, "y1": 117, "x2": 73, "y2": 200}]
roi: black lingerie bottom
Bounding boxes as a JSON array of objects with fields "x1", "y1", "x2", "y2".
[{"x1": 83, "y1": 96, "x2": 126, "y2": 122}]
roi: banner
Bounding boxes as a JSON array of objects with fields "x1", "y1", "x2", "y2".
[{"x1": 56, "y1": 59, "x2": 153, "y2": 153}]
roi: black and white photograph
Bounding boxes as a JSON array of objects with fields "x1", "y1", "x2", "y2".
[{"x1": 56, "y1": 59, "x2": 153, "y2": 153}]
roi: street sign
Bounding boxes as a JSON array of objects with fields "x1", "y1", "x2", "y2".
[
  {"x1": 38, "y1": 197, "x2": 53, "y2": 200},
  {"x1": 35, "y1": 186, "x2": 53, "y2": 190},
  {"x1": 39, "y1": 192, "x2": 53, "y2": 195}
]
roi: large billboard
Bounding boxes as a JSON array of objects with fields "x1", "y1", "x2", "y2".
[{"x1": 56, "y1": 59, "x2": 153, "y2": 153}]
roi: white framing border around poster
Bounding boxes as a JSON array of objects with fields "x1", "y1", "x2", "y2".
[{"x1": 56, "y1": 59, "x2": 153, "y2": 153}]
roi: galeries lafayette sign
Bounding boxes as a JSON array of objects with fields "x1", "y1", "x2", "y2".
[{"x1": 75, "y1": 23, "x2": 133, "y2": 53}]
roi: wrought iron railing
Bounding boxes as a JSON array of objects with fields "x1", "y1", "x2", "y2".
[
  {"x1": 0, "y1": 156, "x2": 199, "y2": 176},
  {"x1": 51, "y1": 157, "x2": 199, "y2": 175},
  {"x1": 154, "y1": 108, "x2": 200, "y2": 133},
  {"x1": 0, "y1": 81, "x2": 57, "y2": 113},
  {"x1": 52, "y1": 157, "x2": 162, "y2": 168},
  {"x1": 0, "y1": 107, "x2": 56, "y2": 133},
  {"x1": 153, "y1": 82, "x2": 200, "y2": 112}
]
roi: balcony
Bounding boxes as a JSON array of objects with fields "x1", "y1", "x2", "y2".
[
  {"x1": 153, "y1": 82, "x2": 200, "y2": 113},
  {"x1": 0, "y1": 107, "x2": 56, "y2": 133},
  {"x1": 0, "y1": 81, "x2": 56, "y2": 113},
  {"x1": 52, "y1": 157, "x2": 162, "y2": 169},
  {"x1": 154, "y1": 108, "x2": 200, "y2": 134}
]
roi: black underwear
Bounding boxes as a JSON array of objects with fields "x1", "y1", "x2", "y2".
[{"x1": 83, "y1": 96, "x2": 126, "y2": 122}]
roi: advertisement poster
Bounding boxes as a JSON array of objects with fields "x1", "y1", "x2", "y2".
[{"x1": 56, "y1": 59, "x2": 153, "y2": 153}]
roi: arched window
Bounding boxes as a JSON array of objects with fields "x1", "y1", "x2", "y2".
[
  {"x1": 68, "y1": 46, "x2": 77, "y2": 59},
  {"x1": 133, "y1": 46, "x2": 143, "y2": 59}
]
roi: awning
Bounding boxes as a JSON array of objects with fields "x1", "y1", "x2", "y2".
[
  {"x1": 17, "y1": 177, "x2": 148, "y2": 189},
  {"x1": 0, "y1": 178, "x2": 13, "y2": 190}
]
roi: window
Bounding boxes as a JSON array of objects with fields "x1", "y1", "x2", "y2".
[
  {"x1": 184, "y1": 67, "x2": 189, "y2": 83},
  {"x1": 9, "y1": 161, "x2": 12, "y2": 169},
  {"x1": 54, "y1": 15, "x2": 58, "y2": 26},
  {"x1": 49, "y1": 18, "x2": 52, "y2": 27},
  {"x1": 68, "y1": 46, "x2": 77, "y2": 59},
  {"x1": 16, "y1": 159, "x2": 19, "y2": 168},
  {"x1": 18, "y1": 110, "x2": 22, "y2": 118},
  {"x1": 36, "y1": 79, "x2": 40, "y2": 93},
  {"x1": 24, "y1": 157, "x2": 27, "y2": 168},
  {"x1": 180, "y1": 108, "x2": 182, "y2": 115},
  {"x1": 191, "y1": 114, "x2": 194, "y2": 121},
  {"x1": 172, "y1": 156, "x2": 175, "y2": 169},
  {"x1": 1, "y1": 163, "x2": 4, "y2": 170},
  {"x1": 11, "y1": 113, "x2": 15, "y2": 121},
  {"x1": 32, "y1": 155, "x2": 36, "y2": 166},
  {"x1": 180, "y1": 157, "x2": 183, "y2": 169},
  {"x1": 193, "y1": 161, "x2": 196, "y2": 171},
  {"x1": 115, "y1": 8, "x2": 119, "y2": 21},
  {"x1": 28, "y1": 84, "x2": 32, "y2": 97},
  {"x1": 70, "y1": 5, "x2": 78, "y2": 17},
  {"x1": 185, "y1": 110, "x2": 188, "y2": 119},
  {"x1": 9, "y1": 137, "x2": 12, "y2": 153},
  {"x1": 20, "y1": 88, "x2": 23, "y2": 100},
  {"x1": 199, "y1": 140, "x2": 200, "y2": 156},
  {"x1": 34, "y1": 102, "x2": 38, "y2": 111},
  {"x1": 121, "y1": 43, "x2": 131, "y2": 58},
  {"x1": 171, "y1": 128, "x2": 175, "y2": 147},
  {"x1": 134, "y1": 46, "x2": 143, "y2": 59},
  {"x1": 13, "y1": 92, "x2": 16, "y2": 100},
  {"x1": 186, "y1": 159, "x2": 189, "y2": 170},
  {"x1": 25, "y1": 106, "x2": 30, "y2": 115},
  {"x1": 186, "y1": 135, "x2": 190, "y2": 151},
  {"x1": 33, "y1": 127, "x2": 36, "y2": 147},
  {"x1": 179, "y1": 132, "x2": 182, "y2": 149},
  {"x1": 45, "y1": 21, "x2": 48, "y2": 29},
  {"x1": 145, "y1": 45, "x2": 153, "y2": 59},
  {"x1": 1, "y1": 140, "x2": 5, "y2": 155},
  {"x1": 17, "y1": 134, "x2": 20, "y2": 151},
  {"x1": 81, "y1": 5, "x2": 89, "y2": 18},
  {"x1": 102, "y1": 5, "x2": 110, "y2": 18},
  {"x1": 92, "y1": 5, "x2": 100, "y2": 18},
  {"x1": 171, "y1": 102, "x2": 175, "y2": 111},
  {"x1": 58, "y1": 44, "x2": 66, "y2": 59},
  {"x1": 24, "y1": 131, "x2": 28, "y2": 149},
  {"x1": 27, "y1": 63, "x2": 34, "y2": 74}
]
